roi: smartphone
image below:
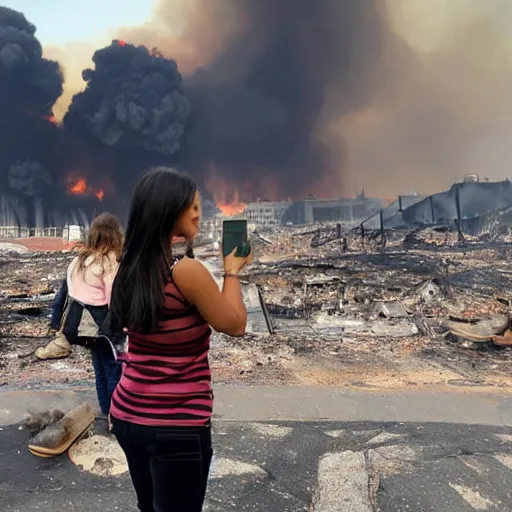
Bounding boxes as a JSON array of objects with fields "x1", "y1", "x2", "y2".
[{"x1": 222, "y1": 219, "x2": 248, "y2": 257}]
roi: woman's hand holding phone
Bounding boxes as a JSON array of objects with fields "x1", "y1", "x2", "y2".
[{"x1": 223, "y1": 244, "x2": 253, "y2": 274}]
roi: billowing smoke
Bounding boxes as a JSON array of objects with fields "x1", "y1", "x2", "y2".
[
  {"x1": 337, "y1": 1, "x2": 512, "y2": 196},
  {"x1": 8, "y1": 160, "x2": 51, "y2": 196},
  {"x1": 114, "y1": 0, "x2": 512, "y2": 198},
  {"x1": 0, "y1": 7, "x2": 62, "y2": 118},
  {"x1": 177, "y1": 0, "x2": 387, "y2": 199},
  {"x1": 64, "y1": 41, "x2": 190, "y2": 156},
  {"x1": 63, "y1": 0, "x2": 390, "y2": 200},
  {"x1": 0, "y1": 6, "x2": 67, "y2": 225},
  {"x1": 3, "y1": 0, "x2": 512, "y2": 226}
]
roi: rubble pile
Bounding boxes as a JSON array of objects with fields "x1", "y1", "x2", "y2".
[
  {"x1": 238, "y1": 226, "x2": 512, "y2": 386},
  {"x1": 0, "y1": 252, "x2": 71, "y2": 297},
  {"x1": 1, "y1": 228, "x2": 511, "y2": 390},
  {"x1": 248, "y1": 249, "x2": 510, "y2": 338},
  {"x1": 0, "y1": 251, "x2": 93, "y2": 385}
]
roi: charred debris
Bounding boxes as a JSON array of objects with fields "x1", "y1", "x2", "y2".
[
  {"x1": 243, "y1": 202, "x2": 512, "y2": 353},
  {"x1": 3, "y1": 220, "x2": 512, "y2": 353},
  {"x1": 1, "y1": 221, "x2": 512, "y2": 389}
]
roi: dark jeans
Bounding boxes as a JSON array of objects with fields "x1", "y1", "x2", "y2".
[
  {"x1": 62, "y1": 300, "x2": 108, "y2": 346},
  {"x1": 61, "y1": 300, "x2": 120, "y2": 415},
  {"x1": 51, "y1": 279, "x2": 68, "y2": 330},
  {"x1": 91, "y1": 339, "x2": 122, "y2": 415},
  {"x1": 112, "y1": 418, "x2": 213, "y2": 512}
]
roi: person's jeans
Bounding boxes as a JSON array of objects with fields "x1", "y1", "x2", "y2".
[
  {"x1": 60, "y1": 300, "x2": 120, "y2": 414},
  {"x1": 112, "y1": 418, "x2": 213, "y2": 512},
  {"x1": 50, "y1": 279, "x2": 68, "y2": 330},
  {"x1": 62, "y1": 301, "x2": 109, "y2": 345},
  {"x1": 90, "y1": 339, "x2": 122, "y2": 415}
]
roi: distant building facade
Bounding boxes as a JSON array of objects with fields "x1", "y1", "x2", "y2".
[
  {"x1": 281, "y1": 195, "x2": 384, "y2": 226},
  {"x1": 245, "y1": 201, "x2": 290, "y2": 229}
]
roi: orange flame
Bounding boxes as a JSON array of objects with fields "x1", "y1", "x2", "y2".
[
  {"x1": 69, "y1": 178, "x2": 87, "y2": 195},
  {"x1": 67, "y1": 175, "x2": 105, "y2": 201},
  {"x1": 117, "y1": 40, "x2": 127, "y2": 47},
  {"x1": 205, "y1": 163, "x2": 247, "y2": 217},
  {"x1": 217, "y1": 191, "x2": 247, "y2": 216},
  {"x1": 217, "y1": 204, "x2": 247, "y2": 216}
]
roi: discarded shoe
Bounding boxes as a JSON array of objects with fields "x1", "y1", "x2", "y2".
[
  {"x1": 35, "y1": 332, "x2": 72, "y2": 360},
  {"x1": 22, "y1": 409, "x2": 65, "y2": 435},
  {"x1": 28, "y1": 403, "x2": 94, "y2": 458},
  {"x1": 447, "y1": 313, "x2": 509, "y2": 343}
]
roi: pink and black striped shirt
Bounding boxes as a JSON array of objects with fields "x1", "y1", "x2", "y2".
[{"x1": 110, "y1": 274, "x2": 212, "y2": 427}]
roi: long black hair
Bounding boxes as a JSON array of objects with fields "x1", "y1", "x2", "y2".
[{"x1": 110, "y1": 166, "x2": 197, "y2": 332}]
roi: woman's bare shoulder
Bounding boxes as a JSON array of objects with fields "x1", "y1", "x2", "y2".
[{"x1": 173, "y1": 256, "x2": 215, "y2": 286}]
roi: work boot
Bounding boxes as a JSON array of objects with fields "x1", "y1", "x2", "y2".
[{"x1": 35, "y1": 332, "x2": 72, "y2": 360}]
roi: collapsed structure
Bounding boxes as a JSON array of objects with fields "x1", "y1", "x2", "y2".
[{"x1": 361, "y1": 179, "x2": 512, "y2": 241}]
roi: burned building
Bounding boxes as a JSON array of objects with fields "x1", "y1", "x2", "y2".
[
  {"x1": 361, "y1": 193, "x2": 424, "y2": 231},
  {"x1": 245, "y1": 201, "x2": 291, "y2": 230},
  {"x1": 402, "y1": 180, "x2": 512, "y2": 226},
  {"x1": 361, "y1": 180, "x2": 512, "y2": 234},
  {"x1": 282, "y1": 195, "x2": 384, "y2": 226}
]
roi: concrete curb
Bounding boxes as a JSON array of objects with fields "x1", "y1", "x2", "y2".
[{"x1": 1, "y1": 385, "x2": 511, "y2": 426}]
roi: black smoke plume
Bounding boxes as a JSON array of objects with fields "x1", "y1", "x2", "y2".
[
  {"x1": 0, "y1": 6, "x2": 70, "y2": 226},
  {"x1": 8, "y1": 159, "x2": 51, "y2": 196},
  {"x1": 0, "y1": 7, "x2": 62, "y2": 118},
  {"x1": 1, "y1": 1, "x2": 392, "y2": 227},
  {"x1": 66, "y1": 0, "x2": 388, "y2": 200},
  {"x1": 64, "y1": 41, "x2": 190, "y2": 157},
  {"x1": 61, "y1": 40, "x2": 192, "y2": 216}
]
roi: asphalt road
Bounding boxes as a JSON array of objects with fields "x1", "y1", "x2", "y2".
[{"x1": 1, "y1": 387, "x2": 511, "y2": 511}]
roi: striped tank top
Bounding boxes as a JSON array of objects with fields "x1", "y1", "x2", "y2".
[{"x1": 110, "y1": 273, "x2": 212, "y2": 427}]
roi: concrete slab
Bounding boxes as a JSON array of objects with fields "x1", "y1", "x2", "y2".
[{"x1": 312, "y1": 451, "x2": 372, "y2": 512}]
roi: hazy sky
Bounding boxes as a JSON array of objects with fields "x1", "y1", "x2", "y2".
[
  {"x1": 4, "y1": 0, "x2": 153, "y2": 44},
  {"x1": 7, "y1": 0, "x2": 512, "y2": 49}
]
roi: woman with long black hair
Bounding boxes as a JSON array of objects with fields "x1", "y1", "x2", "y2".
[{"x1": 109, "y1": 167, "x2": 251, "y2": 512}]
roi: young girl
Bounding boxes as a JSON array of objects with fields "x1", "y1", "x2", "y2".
[
  {"x1": 109, "y1": 167, "x2": 252, "y2": 511},
  {"x1": 36, "y1": 213, "x2": 124, "y2": 416}
]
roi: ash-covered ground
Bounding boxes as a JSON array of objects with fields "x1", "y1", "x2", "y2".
[{"x1": 0, "y1": 226, "x2": 511, "y2": 392}]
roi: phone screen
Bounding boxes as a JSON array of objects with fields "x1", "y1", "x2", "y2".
[{"x1": 222, "y1": 220, "x2": 248, "y2": 257}]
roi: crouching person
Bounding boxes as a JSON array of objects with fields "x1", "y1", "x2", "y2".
[{"x1": 36, "y1": 213, "x2": 124, "y2": 415}]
